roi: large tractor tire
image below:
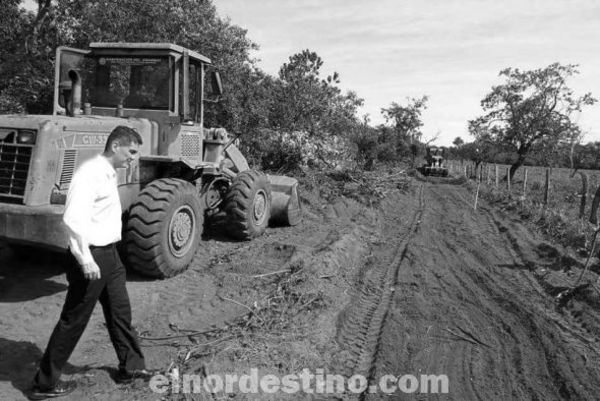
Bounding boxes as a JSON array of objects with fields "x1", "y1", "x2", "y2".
[
  {"x1": 124, "y1": 178, "x2": 204, "y2": 278},
  {"x1": 224, "y1": 170, "x2": 272, "y2": 240}
]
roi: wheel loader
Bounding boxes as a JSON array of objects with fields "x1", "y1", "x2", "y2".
[
  {"x1": 419, "y1": 145, "x2": 449, "y2": 177},
  {"x1": 0, "y1": 43, "x2": 301, "y2": 278}
]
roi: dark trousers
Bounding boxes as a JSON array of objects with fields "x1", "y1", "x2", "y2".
[{"x1": 33, "y1": 244, "x2": 145, "y2": 389}]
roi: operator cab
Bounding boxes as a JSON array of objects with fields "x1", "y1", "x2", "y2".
[
  {"x1": 93, "y1": 56, "x2": 171, "y2": 110},
  {"x1": 53, "y1": 43, "x2": 222, "y2": 123}
]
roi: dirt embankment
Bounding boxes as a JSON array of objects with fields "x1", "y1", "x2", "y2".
[{"x1": 2, "y1": 173, "x2": 600, "y2": 400}]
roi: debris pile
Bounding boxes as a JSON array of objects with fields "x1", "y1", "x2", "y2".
[{"x1": 329, "y1": 168, "x2": 410, "y2": 205}]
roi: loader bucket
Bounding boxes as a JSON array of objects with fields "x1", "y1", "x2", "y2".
[{"x1": 267, "y1": 175, "x2": 302, "y2": 226}]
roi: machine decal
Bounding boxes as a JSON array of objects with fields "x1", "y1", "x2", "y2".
[{"x1": 75, "y1": 133, "x2": 109, "y2": 147}]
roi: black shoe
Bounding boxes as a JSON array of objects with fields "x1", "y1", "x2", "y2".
[
  {"x1": 115, "y1": 368, "x2": 157, "y2": 384},
  {"x1": 28, "y1": 381, "x2": 76, "y2": 400}
]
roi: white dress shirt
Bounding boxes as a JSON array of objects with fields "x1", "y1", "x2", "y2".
[{"x1": 63, "y1": 154, "x2": 122, "y2": 265}]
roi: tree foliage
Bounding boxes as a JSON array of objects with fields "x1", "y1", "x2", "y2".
[
  {"x1": 271, "y1": 49, "x2": 362, "y2": 137},
  {"x1": 455, "y1": 139, "x2": 501, "y2": 169},
  {"x1": 381, "y1": 96, "x2": 428, "y2": 143},
  {"x1": 0, "y1": 0, "x2": 57, "y2": 113},
  {"x1": 470, "y1": 63, "x2": 596, "y2": 178},
  {"x1": 572, "y1": 142, "x2": 600, "y2": 170},
  {"x1": 1, "y1": 0, "x2": 257, "y2": 120},
  {"x1": 377, "y1": 96, "x2": 429, "y2": 165}
]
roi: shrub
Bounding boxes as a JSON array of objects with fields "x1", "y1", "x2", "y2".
[
  {"x1": 376, "y1": 142, "x2": 397, "y2": 162},
  {"x1": 348, "y1": 128, "x2": 377, "y2": 170},
  {"x1": 240, "y1": 129, "x2": 347, "y2": 173},
  {"x1": 0, "y1": 93, "x2": 24, "y2": 114}
]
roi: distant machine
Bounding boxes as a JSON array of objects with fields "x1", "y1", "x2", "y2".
[{"x1": 419, "y1": 145, "x2": 449, "y2": 177}]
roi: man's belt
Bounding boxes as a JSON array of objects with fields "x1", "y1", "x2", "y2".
[{"x1": 89, "y1": 243, "x2": 117, "y2": 250}]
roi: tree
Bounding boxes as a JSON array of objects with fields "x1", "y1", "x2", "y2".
[
  {"x1": 588, "y1": 141, "x2": 600, "y2": 170},
  {"x1": 452, "y1": 137, "x2": 464, "y2": 147},
  {"x1": 470, "y1": 63, "x2": 596, "y2": 179},
  {"x1": 381, "y1": 96, "x2": 428, "y2": 143},
  {"x1": 457, "y1": 140, "x2": 499, "y2": 170},
  {"x1": 0, "y1": 0, "x2": 58, "y2": 113},
  {"x1": 349, "y1": 123, "x2": 379, "y2": 170},
  {"x1": 270, "y1": 49, "x2": 362, "y2": 137},
  {"x1": 380, "y1": 96, "x2": 428, "y2": 162}
]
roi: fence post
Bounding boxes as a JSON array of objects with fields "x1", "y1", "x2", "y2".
[
  {"x1": 474, "y1": 174, "x2": 481, "y2": 211},
  {"x1": 576, "y1": 171, "x2": 588, "y2": 220},
  {"x1": 464, "y1": 164, "x2": 467, "y2": 177},
  {"x1": 495, "y1": 164, "x2": 499, "y2": 188},
  {"x1": 507, "y1": 167, "x2": 511, "y2": 193},
  {"x1": 486, "y1": 164, "x2": 491, "y2": 184},
  {"x1": 590, "y1": 185, "x2": 600, "y2": 224},
  {"x1": 543, "y1": 168, "x2": 550, "y2": 211},
  {"x1": 522, "y1": 168, "x2": 528, "y2": 198}
]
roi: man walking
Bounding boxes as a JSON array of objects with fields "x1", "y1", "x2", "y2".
[{"x1": 30, "y1": 126, "x2": 153, "y2": 399}]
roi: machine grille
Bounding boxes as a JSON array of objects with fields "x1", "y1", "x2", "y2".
[
  {"x1": 59, "y1": 149, "x2": 78, "y2": 189},
  {"x1": 0, "y1": 143, "x2": 33, "y2": 204},
  {"x1": 181, "y1": 133, "x2": 201, "y2": 158}
]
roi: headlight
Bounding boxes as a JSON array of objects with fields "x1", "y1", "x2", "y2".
[
  {"x1": 17, "y1": 130, "x2": 37, "y2": 144},
  {"x1": 0, "y1": 129, "x2": 17, "y2": 143}
]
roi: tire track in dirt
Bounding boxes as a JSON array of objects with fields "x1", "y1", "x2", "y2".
[
  {"x1": 336, "y1": 185, "x2": 425, "y2": 397},
  {"x1": 364, "y1": 183, "x2": 600, "y2": 401},
  {"x1": 448, "y1": 186, "x2": 600, "y2": 400}
]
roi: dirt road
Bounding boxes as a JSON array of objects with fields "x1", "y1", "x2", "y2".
[
  {"x1": 1, "y1": 178, "x2": 600, "y2": 400},
  {"x1": 339, "y1": 182, "x2": 600, "y2": 400}
]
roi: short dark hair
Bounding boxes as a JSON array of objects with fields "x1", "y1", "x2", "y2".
[{"x1": 104, "y1": 126, "x2": 143, "y2": 152}]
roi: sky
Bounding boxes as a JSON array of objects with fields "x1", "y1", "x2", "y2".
[
  {"x1": 20, "y1": 0, "x2": 600, "y2": 145},
  {"x1": 214, "y1": 0, "x2": 600, "y2": 145}
]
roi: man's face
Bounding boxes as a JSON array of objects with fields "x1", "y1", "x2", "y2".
[{"x1": 112, "y1": 141, "x2": 140, "y2": 168}]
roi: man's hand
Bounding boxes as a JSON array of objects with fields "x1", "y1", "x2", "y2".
[{"x1": 81, "y1": 261, "x2": 101, "y2": 280}]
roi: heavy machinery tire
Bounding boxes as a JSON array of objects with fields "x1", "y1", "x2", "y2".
[
  {"x1": 224, "y1": 170, "x2": 272, "y2": 240},
  {"x1": 124, "y1": 178, "x2": 204, "y2": 278}
]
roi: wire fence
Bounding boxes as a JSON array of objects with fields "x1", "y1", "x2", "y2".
[{"x1": 447, "y1": 160, "x2": 600, "y2": 227}]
